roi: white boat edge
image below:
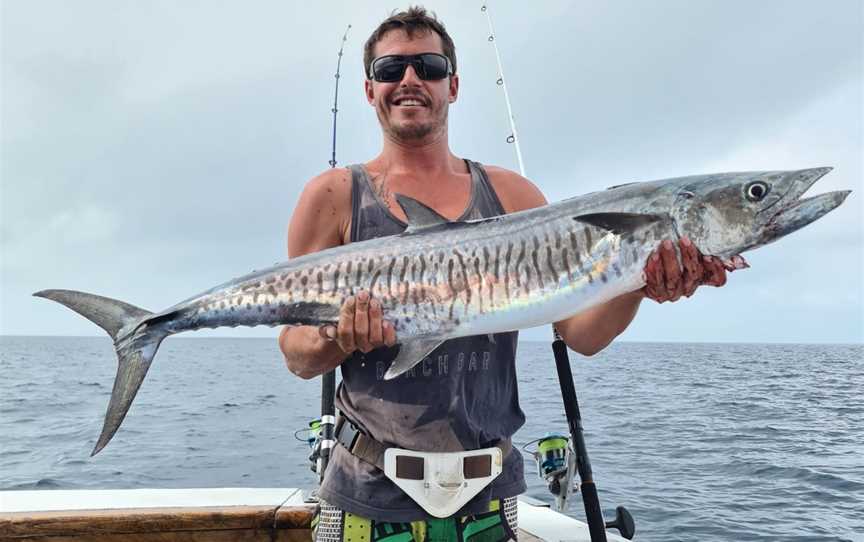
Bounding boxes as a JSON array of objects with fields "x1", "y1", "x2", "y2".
[{"x1": 0, "y1": 487, "x2": 630, "y2": 541}]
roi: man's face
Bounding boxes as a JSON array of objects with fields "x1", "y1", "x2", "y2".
[{"x1": 365, "y1": 29, "x2": 459, "y2": 142}]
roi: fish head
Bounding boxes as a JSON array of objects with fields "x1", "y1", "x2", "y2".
[{"x1": 670, "y1": 168, "x2": 850, "y2": 263}]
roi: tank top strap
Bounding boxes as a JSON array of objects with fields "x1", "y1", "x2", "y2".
[
  {"x1": 464, "y1": 159, "x2": 507, "y2": 217},
  {"x1": 347, "y1": 164, "x2": 366, "y2": 243},
  {"x1": 347, "y1": 164, "x2": 408, "y2": 243}
]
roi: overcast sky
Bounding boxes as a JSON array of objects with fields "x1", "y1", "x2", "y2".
[{"x1": 2, "y1": 1, "x2": 862, "y2": 344}]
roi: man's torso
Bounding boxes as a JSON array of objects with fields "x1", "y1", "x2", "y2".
[{"x1": 318, "y1": 160, "x2": 527, "y2": 522}]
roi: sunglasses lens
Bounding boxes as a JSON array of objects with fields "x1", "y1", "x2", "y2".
[
  {"x1": 372, "y1": 54, "x2": 450, "y2": 82},
  {"x1": 373, "y1": 57, "x2": 406, "y2": 82},
  {"x1": 417, "y1": 54, "x2": 450, "y2": 80}
]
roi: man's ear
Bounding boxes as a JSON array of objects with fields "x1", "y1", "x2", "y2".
[
  {"x1": 448, "y1": 73, "x2": 460, "y2": 103},
  {"x1": 365, "y1": 79, "x2": 375, "y2": 105}
]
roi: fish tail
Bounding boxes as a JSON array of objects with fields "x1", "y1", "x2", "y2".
[{"x1": 33, "y1": 289, "x2": 167, "y2": 455}]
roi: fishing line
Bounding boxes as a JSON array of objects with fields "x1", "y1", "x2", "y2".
[{"x1": 481, "y1": 3, "x2": 526, "y2": 177}]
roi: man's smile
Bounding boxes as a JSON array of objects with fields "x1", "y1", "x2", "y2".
[{"x1": 390, "y1": 94, "x2": 429, "y2": 108}]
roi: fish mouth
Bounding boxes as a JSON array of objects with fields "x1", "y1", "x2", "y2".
[
  {"x1": 764, "y1": 167, "x2": 850, "y2": 243},
  {"x1": 714, "y1": 168, "x2": 849, "y2": 268}
]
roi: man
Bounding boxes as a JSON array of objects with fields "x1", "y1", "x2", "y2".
[{"x1": 280, "y1": 7, "x2": 727, "y2": 541}]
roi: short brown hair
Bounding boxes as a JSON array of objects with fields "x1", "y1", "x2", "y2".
[{"x1": 363, "y1": 6, "x2": 457, "y2": 79}]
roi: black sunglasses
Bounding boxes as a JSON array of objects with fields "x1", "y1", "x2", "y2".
[{"x1": 368, "y1": 53, "x2": 453, "y2": 83}]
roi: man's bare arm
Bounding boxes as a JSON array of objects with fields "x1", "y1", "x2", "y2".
[
  {"x1": 278, "y1": 170, "x2": 352, "y2": 380},
  {"x1": 278, "y1": 169, "x2": 396, "y2": 379}
]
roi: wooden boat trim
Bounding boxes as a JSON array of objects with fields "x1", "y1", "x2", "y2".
[{"x1": 1, "y1": 504, "x2": 315, "y2": 539}]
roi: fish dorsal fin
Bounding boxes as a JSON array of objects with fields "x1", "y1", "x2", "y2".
[
  {"x1": 573, "y1": 212, "x2": 666, "y2": 235},
  {"x1": 605, "y1": 181, "x2": 638, "y2": 190},
  {"x1": 395, "y1": 194, "x2": 449, "y2": 232}
]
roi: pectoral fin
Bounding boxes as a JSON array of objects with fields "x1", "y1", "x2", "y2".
[{"x1": 383, "y1": 339, "x2": 444, "y2": 380}]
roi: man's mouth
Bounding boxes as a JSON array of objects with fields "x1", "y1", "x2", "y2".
[{"x1": 391, "y1": 96, "x2": 427, "y2": 107}]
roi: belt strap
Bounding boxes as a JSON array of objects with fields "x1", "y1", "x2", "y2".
[{"x1": 334, "y1": 416, "x2": 511, "y2": 475}]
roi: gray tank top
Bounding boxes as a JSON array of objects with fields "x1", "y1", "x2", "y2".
[{"x1": 318, "y1": 160, "x2": 526, "y2": 522}]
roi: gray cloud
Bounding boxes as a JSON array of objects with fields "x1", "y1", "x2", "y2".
[{"x1": 2, "y1": 0, "x2": 862, "y2": 342}]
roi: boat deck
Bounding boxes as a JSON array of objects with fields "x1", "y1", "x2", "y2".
[{"x1": 0, "y1": 488, "x2": 629, "y2": 541}]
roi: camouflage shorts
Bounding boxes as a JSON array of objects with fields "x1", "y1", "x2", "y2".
[{"x1": 313, "y1": 497, "x2": 519, "y2": 542}]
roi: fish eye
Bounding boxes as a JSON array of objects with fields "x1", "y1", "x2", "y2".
[{"x1": 746, "y1": 181, "x2": 770, "y2": 202}]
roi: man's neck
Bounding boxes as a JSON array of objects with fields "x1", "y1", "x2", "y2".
[{"x1": 371, "y1": 130, "x2": 461, "y2": 177}]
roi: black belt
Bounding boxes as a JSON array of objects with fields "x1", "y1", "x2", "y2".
[{"x1": 334, "y1": 416, "x2": 511, "y2": 479}]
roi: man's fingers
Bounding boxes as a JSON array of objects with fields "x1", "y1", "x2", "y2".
[
  {"x1": 368, "y1": 298, "x2": 384, "y2": 347},
  {"x1": 645, "y1": 250, "x2": 668, "y2": 302},
  {"x1": 680, "y1": 238, "x2": 702, "y2": 297},
  {"x1": 354, "y1": 291, "x2": 371, "y2": 352},
  {"x1": 683, "y1": 277, "x2": 700, "y2": 298},
  {"x1": 659, "y1": 240, "x2": 682, "y2": 301},
  {"x1": 337, "y1": 296, "x2": 356, "y2": 353},
  {"x1": 383, "y1": 320, "x2": 397, "y2": 347},
  {"x1": 703, "y1": 256, "x2": 728, "y2": 287}
]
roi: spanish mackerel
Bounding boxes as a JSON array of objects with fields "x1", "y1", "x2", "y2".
[{"x1": 35, "y1": 168, "x2": 849, "y2": 454}]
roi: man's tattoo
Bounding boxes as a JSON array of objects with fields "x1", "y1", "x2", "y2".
[{"x1": 372, "y1": 172, "x2": 393, "y2": 206}]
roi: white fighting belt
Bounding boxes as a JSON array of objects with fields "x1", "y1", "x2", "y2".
[{"x1": 383, "y1": 446, "x2": 503, "y2": 518}]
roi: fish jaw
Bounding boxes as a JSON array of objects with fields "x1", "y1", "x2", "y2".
[
  {"x1": 750, "y1": 167, "x2": 847, "y2": 250},
  {"x1": 762, "y1": 189, "x2": 852, "y2": 247}
]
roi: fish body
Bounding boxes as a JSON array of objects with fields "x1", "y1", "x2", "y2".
[{"x1": 35, "y1": 168, "x2": 850, "y2": 454}]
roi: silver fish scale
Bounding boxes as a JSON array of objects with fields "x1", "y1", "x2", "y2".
[{"x1": 170, "y1": 207, "x2": 668, "y2": 340}]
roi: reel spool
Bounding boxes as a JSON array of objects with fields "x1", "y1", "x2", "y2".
[
  {"x1": 294, "y1": 418, "x2": 323, "y2": 473},
  {"x1": 526, "y1": 433, "x2": 578, "y2": 511}
]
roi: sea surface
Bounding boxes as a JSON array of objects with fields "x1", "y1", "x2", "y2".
[{"x1": 1, "y1": 337, "x2": 862, "y2": 541}]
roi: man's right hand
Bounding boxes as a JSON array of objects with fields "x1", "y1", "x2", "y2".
[{"x1": 319, "y1": 290, "x2": 397, "y2": 354}]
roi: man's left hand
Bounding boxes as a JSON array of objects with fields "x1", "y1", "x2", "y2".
[{"x1": 643, "y1": 237, "x2": 729, "y2": 303}]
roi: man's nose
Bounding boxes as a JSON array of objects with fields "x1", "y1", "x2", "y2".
[{"x1": 400, "y1": 64, "x2": 422, "y2": 86}]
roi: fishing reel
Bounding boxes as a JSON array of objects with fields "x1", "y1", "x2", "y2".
[
  {"x1": 525, "y1": 433, "x2": 578, "y2": 511},
  {"x1": 294, "y1": 418, "x2": 323, "y2": 474}
]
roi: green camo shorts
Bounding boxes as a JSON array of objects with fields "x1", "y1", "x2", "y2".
[{"x1": 312, "y1": 497, "x2": 518, "y2": 542}]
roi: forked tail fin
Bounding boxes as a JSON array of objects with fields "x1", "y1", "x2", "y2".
[{"x1": 33, "y1": 289, "x2": 167, "y2": 455}]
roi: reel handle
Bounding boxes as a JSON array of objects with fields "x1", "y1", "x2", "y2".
[{"x1": 604, "y1": 506, "x2": 635, "y2": 540}]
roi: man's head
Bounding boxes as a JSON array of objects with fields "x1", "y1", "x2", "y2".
[{"x1": 364, "y1": 7, "x2": 459, "y2": 142}]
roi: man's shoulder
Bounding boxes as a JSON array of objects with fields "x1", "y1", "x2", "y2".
[
  {"x1": 293, "y1": 166, "x2": 355, "y2": 220},
  {"x1": 300, "y1": 167, "x2": 353, "y2": 201},
  {"x1": 480, "y1": 164, "x2": 548, "y2": 213},
  {"x1": 288, "y1": 167, "x2": 355, "y2": 254}
]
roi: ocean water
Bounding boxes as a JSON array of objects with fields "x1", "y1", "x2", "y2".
[{"x1": 1, "y1": 337, "x2": 862, "y2": 541}]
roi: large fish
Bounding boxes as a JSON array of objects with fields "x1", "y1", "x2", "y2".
[{"x1": 36, "y1": 168, "x2": 849, "y2": 454}]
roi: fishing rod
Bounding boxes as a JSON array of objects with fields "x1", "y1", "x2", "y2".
[
  {"x1": 480, "y1": 3, "x2": 525, "y2": 177},
  {"x1": 481, "y1": 3, "x2": 633, "y2": 539},
  {"x1": 329, "y1": 24, "x2": 351, "y2": 169},
  {"x1": 552, "y1": 331, "x2": 634, "y2": 540},
  {"x1": 315, "y1": 24, "x2": 351, "y2": 486}
]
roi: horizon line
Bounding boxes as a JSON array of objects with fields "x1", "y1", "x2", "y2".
[{"x1": 1, "y1": 334, "x2": 861, "y2": 346}]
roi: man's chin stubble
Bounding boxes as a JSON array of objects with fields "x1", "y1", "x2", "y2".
[
  {"x1": 389, "y1": 122, "x2": 436, "y2": 140},
  {"x1": 381, "y1": 109, "x2": 448, "y2": 142}
]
